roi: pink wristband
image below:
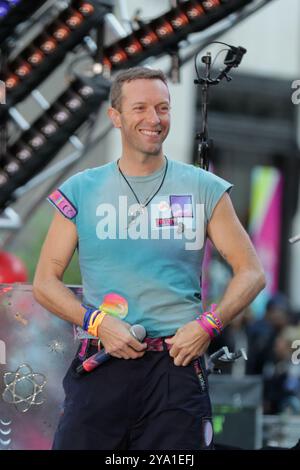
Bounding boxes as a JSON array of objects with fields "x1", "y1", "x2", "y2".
[
  {"x1": 196, "y1": 316, "x2": 215, "y2": 339},
  {"x1": 210, "y1": 304, "x2": 223, "y2": 331},
  {"x1": 196, "y1": 305, "x2": 223, "y2": 339}
]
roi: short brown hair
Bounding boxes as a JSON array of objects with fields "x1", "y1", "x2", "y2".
[{"x1": 110, "y1": 66, "x2": 169, "y2": 111}]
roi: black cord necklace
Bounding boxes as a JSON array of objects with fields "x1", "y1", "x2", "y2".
[{"x1": 117, "y1": 155, "x2": 168, "y2": 228}]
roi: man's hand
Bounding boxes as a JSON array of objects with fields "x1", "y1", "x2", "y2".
[
  {"x1": 97, "y1": 314, "x2": 147, "y2": 360},
  {"x1": 165, "y1": 321, "x2": 211, "y2": 366}
]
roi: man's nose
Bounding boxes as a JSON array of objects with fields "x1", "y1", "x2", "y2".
[{"x1": 146, "y1": 107, "x2": 160, "y2": 125}]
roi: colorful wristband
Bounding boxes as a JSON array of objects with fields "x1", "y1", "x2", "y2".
[
  {"x1": 210, "y1": 303, "x2": 223, "y2": 331},
  {"x1": 196, "y1": 305, "x2": 223, "y2": 339},
  {"x1": 87, "y1": 310, "x2": 107, "y2": 337},
  {"x1": 82, "y1": 304, "x2": 95, "y2": 331}
]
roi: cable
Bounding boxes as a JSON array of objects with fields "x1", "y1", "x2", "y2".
[
  {"x1": 211, "y1": 48, "x2": 230, "y2": 70},
  {"x1": 194, "y1": 50, "x2": 202, "y2": 82}
]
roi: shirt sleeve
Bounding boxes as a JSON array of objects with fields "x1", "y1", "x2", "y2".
[
  {"x1": 201, "y1": 171, "x2": 233, "y2": 223},
  {"x1": 47, "y1": 173, "x2": 81, "y2": 224}
]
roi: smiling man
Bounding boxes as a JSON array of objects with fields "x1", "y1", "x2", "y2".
[
  {"x1": 33, "y1": 66, "x2": 265, "y2": 450},
  {"x1": 108, "y1": 73, "x2": 170, "y2": 169}
]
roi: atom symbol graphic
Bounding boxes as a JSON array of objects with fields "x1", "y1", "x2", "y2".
[{"x1": 2, "y1": 364, "x2": 47, "y2": 413}]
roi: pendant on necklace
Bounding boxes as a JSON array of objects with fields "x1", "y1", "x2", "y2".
[
  {"x1": 127, "y1": 205, "x2": 145, "y2": 230},
  {"x1": 129, "y1": 205, "x2": 145, "y2": 217}
]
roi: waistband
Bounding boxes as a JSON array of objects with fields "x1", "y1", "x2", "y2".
[
  {"x1": 77, "y1": 336, "x2": 203, "y2": 375},
  {"x1": 78, "y1": 336, "x2": 173, "y2": 360}
]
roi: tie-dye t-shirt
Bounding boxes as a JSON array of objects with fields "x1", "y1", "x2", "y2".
[{"x1": 47, "y1": 158, "x2": 232, "y2": 337}]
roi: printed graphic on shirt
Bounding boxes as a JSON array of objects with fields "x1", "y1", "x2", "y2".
[
  {"x1": 94, "y1": 195, "x2": 205, "y2": 250},
  {"x1": 170, "y1": 195, "x2": 193, "y2": 217},
  {"x1": 47, "y1": 189, "x2": 77, "y2": 219},
  {"x1": 151, "y1": 194, "x2": 195, "y2": 231}
]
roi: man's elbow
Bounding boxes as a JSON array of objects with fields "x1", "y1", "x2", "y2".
[
  {"x1": 254, "y1": 267, "x2": 266, "y2": 293},
  {"x1": 32, "y1": 272, "x2": 50, "y2": 304},
  {"x1": 32, "y1": 277, "x2": 43, "y2": 303}
]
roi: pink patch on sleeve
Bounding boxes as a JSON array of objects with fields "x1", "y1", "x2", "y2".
[{"x1": 47, "y1": 189, "x2": 77, "y2": 219}]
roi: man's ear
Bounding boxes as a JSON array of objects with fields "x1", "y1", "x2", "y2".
[{"x1": 107, "y1": 107, "x2": 121, "y2": 128}]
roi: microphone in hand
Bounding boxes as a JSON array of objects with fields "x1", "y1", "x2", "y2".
[{"x1": 76, "y1": 324, "x2": 146, "y2": 375}]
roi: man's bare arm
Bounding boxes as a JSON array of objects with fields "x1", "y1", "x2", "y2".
[
  {"x1": 33, "y1": 210, "x2": 86, "y2": 326},
  {"x1": 166, "y1": 192, "x2": 266, "y2": 366},
  {"x1": 33, "y1": 211, "x2": 146, "y2": 358},
  {"x1": 207, "y1": 192, "x2": 266, "y2": 325}
]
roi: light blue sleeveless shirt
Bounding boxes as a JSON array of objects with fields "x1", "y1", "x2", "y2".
[{"x1": 47, "y1": 158, "x2": 232, "y2": 337}]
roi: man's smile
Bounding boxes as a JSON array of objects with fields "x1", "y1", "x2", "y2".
[{"x1": 139, "y1": 129, "x2": 162, "y2": 137}]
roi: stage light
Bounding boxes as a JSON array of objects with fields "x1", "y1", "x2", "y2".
[
  {"x1": 26, "y1": 131, "x2": 47, "y2": 150},
  {"x1": 78, "y1": 2, "x2": 95, "y2": 16},
  {"x1": 0, "y1": 2, "x2": 10, "y2": 20},
  {"x1": 50, "y1": 105, "x2": 72, "y2": 125},
  {"x1": 153, "y1": 18, "x2": 174, "y2": 39},
  {"x1": 167, "y1": 10, "x2": 190, "y2": 30},
  {"x1": 202, "y1": 0, "x2": 222, "y2": 10},
  {"x1": 105, "y1": 44, "x2": 128, "y2": 66},
  {"x1": 12, "y1": 143, "x2": 33, "y2": 163},
  {"x1": 11, "y1": 59, "x2": 32, "y2": 80},
  {"x1": 0, "y1": 0, "x2": 23, "y2": 22},
  {"x1": 2, "y1": 156, "x2": 22, "y2": 178},
  {"x1": 0, "y1": 1, "x2": 49, "y2": 45},
  {"x1": 64, "y1": 9, "x2": 85, "y2": 30},
  {"x1": 121, "y1": 35, "x2": 144, "y2": 58},
  {"x1": 37, "y1": 35, "x2": 58, "y2": 55},
  {"x1": 182, "y1": 1, "x2": 205, "y2": 20},
  {"x1": 26, "y1": 48, "x2": 45, "y2": 67},
  {"x1": 4, "y1": 73, "x2": 20, "y2": 90},
  {"x1": 62, "y1": 91, "x2": 84, "y2": 112},
  {"x1": 37, "y1": 118, "x2": 59, "y2": 138},
  {"x1": 136, "y1": 27, "x2": 159, "y2": 49},
  {"x1": 51, "y1": 22, "x2": 72, "y2": 43}
]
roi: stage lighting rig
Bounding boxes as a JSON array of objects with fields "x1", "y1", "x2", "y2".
[
  {"x1": 0, "y1": 73, "x2": 110, "y2": 210},
  {"x1": 0, "y1": 0, "x2": 113, "y2": 118},
  {"x1": 98, "y1": 1, "x2": 252, "y2": 72}
]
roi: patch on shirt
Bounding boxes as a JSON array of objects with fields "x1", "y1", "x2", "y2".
[
  {"x1": 151, "y1": 194, "x2": 195, "y2": 232},
  {"x1": 170, "y1": 195, "x2": 193, "y2": 217},
  {"x1": 156, "y1": 217, "x2": 178, "y2": 227},
  {"x1": 47, "y1": 189, "x2": 77, "y2": 219}
]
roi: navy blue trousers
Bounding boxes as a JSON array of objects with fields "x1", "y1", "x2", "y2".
[{"x1": 52, "y1": 344, "x2": 214, "y2": 450}]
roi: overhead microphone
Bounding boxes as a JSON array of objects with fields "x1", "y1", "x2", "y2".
[
  {"x1": 224, "y1": 45, "x2": 247, "y2": 67},
  {"x1": 76, "y1": 324, "x2": 147, "y2": 375}
]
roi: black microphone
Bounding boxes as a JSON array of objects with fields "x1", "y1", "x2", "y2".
[
  {"x1": 224, "y1": 46, "x2": 247, "y2": 67},
  {"x1": 76, "y1": 324, "x2": 146, "y2": 375}
]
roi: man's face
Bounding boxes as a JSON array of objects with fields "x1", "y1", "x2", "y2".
[{"x1": 110, "y1": 78, "x2": 171, "y2": 157}]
